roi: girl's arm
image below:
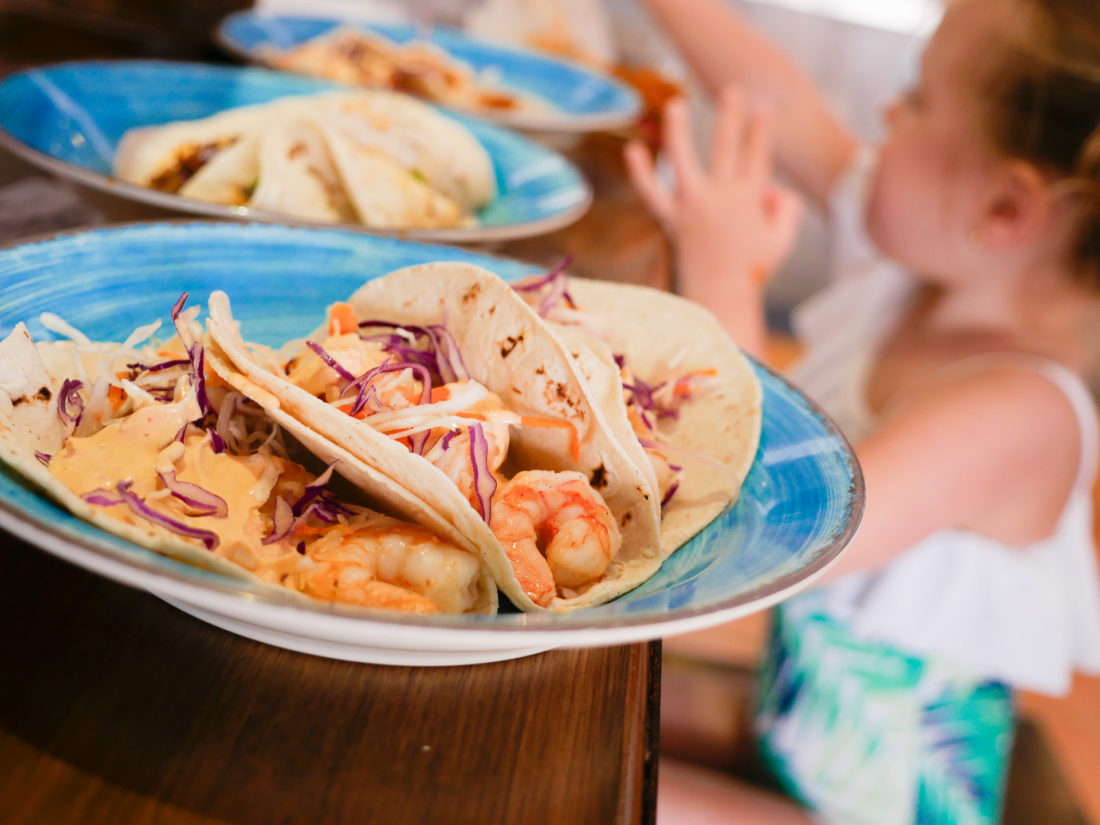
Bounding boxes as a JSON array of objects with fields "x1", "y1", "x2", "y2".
[
  {"x1": 636, "y1": 0, "x2": 858, "y2": 206},
  {"x1": 819, "y1": 366, "x2": 1084, "y2": 582}
]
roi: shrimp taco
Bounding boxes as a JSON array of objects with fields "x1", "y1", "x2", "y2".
[
  {"x1": 0, "y1": 298, "x2": 498, "y2": 615},
  {"x1": 510, "y1": 270, "x2": 763, "y2": 557},
  {"x1": 114, "y1": 90, "x2": 496, "y2": 229},
  {"x1": 205, "y1": 263, "x2": 664, "y2": 611}
]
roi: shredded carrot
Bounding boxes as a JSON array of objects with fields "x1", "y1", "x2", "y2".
[
  {"x1": 673, "y1": 368, "x2": 718, "y2": 398},
  {"x1": 519, "y1": 415, "x2": 581, "y2": 461},
  {"x1": 430, "y1": 385, "x2": 451, "y2": 404},
  {"x1": 107, "y1": 384, "x2": 127, "y2": 412},
  {"x1": 455, "y1": 411, "x2": 487, "y2": 422},
  {"x1": 327, "y1": 302, "x2": 358, "y2": 336}
]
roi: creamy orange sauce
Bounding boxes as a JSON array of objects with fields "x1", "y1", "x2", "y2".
[{"x1": 46, "y1": 387, "x2": 481, "y2": 613}]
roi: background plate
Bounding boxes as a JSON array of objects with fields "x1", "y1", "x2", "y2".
[
  {"x1": 0, "y1": 222, "x2": 863, "y2": 665},
  {"x1": 216, "y1": 11, "x2": 643, "y2": 133},
  {"x1": 0, "y1": 60, "x2": 592, "y2": 243}
]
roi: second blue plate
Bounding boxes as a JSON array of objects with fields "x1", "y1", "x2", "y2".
[{"x1": 0, "y1": 60, "x2": 592, "y2": 243}]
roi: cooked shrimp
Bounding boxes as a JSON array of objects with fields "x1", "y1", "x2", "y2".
[
  {"x1": 291, "y1": 517, "x2": 484, "y2": 613},
  {"x1": 489, "y1": 470, "x2": 621, "y2": 606}
]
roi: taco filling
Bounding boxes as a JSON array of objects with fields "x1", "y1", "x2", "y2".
[
  {"x1": 275, "y1": 301, "x2": 622, "y2": 606},
  {"x1": 8, "y1": 297, "x2": 490, "y2": 614},
  {"x1": 207, "y1": 264, "x2": 662, "y2": 612}
]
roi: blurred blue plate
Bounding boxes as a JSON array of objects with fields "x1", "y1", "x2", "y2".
[
  {"x1": 0, "y1": 223, "x2": 863, "y2": 666},
  {"x1": 216, "y1": 11, "x2": 643, "y2": 133},
  {"x1": 0, "y1": 60, "x2": 592, "y2": 244}
]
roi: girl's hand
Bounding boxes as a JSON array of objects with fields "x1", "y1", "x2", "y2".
[{"x1": 625, "y1": 87, "x2": 803, "y2": 298}]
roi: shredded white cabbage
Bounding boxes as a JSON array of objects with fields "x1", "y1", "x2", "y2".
[
  {"x1": 354, "y1": 379, "x2": 492, "y2": 430},
  {"x1": 119, "y1": 378, "x2": 161, "y2": 409},
  {"x1": 38, "y1": 312, "x2": 91, "y2": 345},
  {"x1": 120, "y1": 319, "x2": 162, "y2": 352}
]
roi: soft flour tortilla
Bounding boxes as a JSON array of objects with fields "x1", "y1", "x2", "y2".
[
  {"x1": 556, "y1": 279, "x2": 763, "y2": 557},
  {"x1": 0, "y1": 324, "x2": 498, "y2": 614},
  {"x1": 114, "y1": 91, "x2": 495, "y2": 227},
  {"x1": 114, "y1": 98, "x2": 300, "y2": 189},
  {"x1": 246, "y1": 120, "x2": 357, "y2": 223},
  {"x1": 206, "y1": 264, "x2": 664, "y2": 611},
  {"x1": 311, "y1": 91, "x2": 496, "y2": 210},
  {"x1": 313, "y1": 119, "x2": 465, "y2": 228}
]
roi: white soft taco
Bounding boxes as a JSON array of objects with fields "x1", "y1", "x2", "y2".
[
  {"x1": 206, "y1": 263, "x2": 665, "y2": 611},
  {"x1": 114, "y1": 90, "x2": 496, "y2": 229},
  {"x1": 512, "y1": 273, "x2": 763, "y2": 557}
]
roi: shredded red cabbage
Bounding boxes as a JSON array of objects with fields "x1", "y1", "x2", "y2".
[
  {"x1": 262, "y1": 496, "x2": 294, "y2": 545},
  {"x1": 157, "y1": 467, "x2": 228, "y2": 517},
  {"x1": 356, "y1": 320, "x2": 469, "y2": 384},
  {"x1": 117, "y1": 480, "x2": 219, "y2": 549},
  {"x1": 660, "y1": 480, "x2": 680, "y2": 508},
  {"x1": 343, "y1": 359, "x2": 432, "y2": 420},
  {"x1": 171, "y1": 292, "x2": 193, "y2": 346},
  {"x1": 58, "y1": 378, "x2": 84, "y2": 430},
  {"x1": 510, "y1": 257, "x2": 575, "y2": 316},
  {"x1": 511, "y1": 256, "x2": 573, "y2": 292},
  {"x1": 34, "y1": 451, "x2": 51, "y2": 466},
  {"x1": 426, "y1": 322, "x2": 470, "y2": 383},
  {"x1": 622, "y1": 377, "x2": 664, "y2": 412},
  {"x1": 261, "y1": 465, "x2": 358, "y2": 545},
  {"x1": 130, "y1": 358, "x2": 190, "y2": 374},
  {"x1": 84, "y1": 480, "x2": 219, "y2": 550},
  {"x1": 171, "y1": 292, "x2": 188, "y2": 323},
  {"x1": 290, "y1": 462, "x2": 339, "y2": 517},
  {"x1": 468, "y1": 423, "x2": 497, "y2": 523},
  {"x1": 209, "y1": 429, "x2": 226, "y2": 454},
  {"x1": 81, "y1": 487, "x2": 126, "y2": 507},
  {"x1": 188, "y1": 343, "x2": 212, "y2": 415},
  {"x1": 306, "y1": 340, "x2": 356, "y2": 384}
]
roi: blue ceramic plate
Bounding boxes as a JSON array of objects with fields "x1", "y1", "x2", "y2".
[
  {"x1": 0, "y1": 60, "x2": 592, "y2": 243},
  {"x1": 0, "y1": 223, "x2": 863, "y2": 665},
  {"x1": 215, "y1": 11, "x2": 643, "y2": 133}
]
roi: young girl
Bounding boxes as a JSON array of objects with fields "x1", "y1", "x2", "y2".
[{"x1": 625, "y1": 0, "x2": 1100, "y2": 822}]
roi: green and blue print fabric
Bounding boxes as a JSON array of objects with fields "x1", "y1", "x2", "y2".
[{"x1": 755, "y1": 592, "x2": 1014, "y2": 825}]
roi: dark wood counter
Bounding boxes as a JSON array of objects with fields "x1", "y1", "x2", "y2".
[{"x1": 0, "y1": 537, "x2": 660, "y2": 825}]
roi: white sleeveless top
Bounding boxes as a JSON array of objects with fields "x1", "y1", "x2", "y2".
[{"x1": 788, "y1": 148, "x2": 1100, "y2": 696}]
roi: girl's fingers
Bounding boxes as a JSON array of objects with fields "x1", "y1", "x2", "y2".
[
  {"x1": 710, "y1": 85, "x2": 747, "y2": 180},
  {"x1": 766, "y1": 184, "x2": 805, "y2": 257},
  {"x1": 743, "y1": 104, "x2": 775, "y2": 185},
  {"x1": 662, "y1": 97, "x2": 703, "y2": 193},
  {"x1": 624, "y1": 140, "x2": 675, "y2": 229}
]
